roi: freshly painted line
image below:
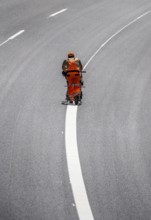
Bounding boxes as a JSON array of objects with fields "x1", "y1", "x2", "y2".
[
  {"x1": 65, "y1": 9, "x2": 151, "y2": 220},
  {"x1": 48, "y1": 8, "x2": 67, "y2": 18},
  {"x1": 65, "y1": 106, "x2": 94, "y2": 220},
  {"x1": 0, "y1": 30, "x2": 25, "y2": 47}
]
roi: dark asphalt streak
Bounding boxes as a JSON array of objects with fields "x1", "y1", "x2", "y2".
[{"x1": 0, "y1": 0, "x2": 151, "y2": 220}]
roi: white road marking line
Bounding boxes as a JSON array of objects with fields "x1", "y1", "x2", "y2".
[
  {"x1": 65, "y1": 9, "x2": 151, "y2": 220},
  {"x1": 48, "y1": 8, "x2": 67, "y2": 18},
  {"x1": 65, "y1": 106, "x2": 94, "y2": 220},
  {"x1": 0, "y1": 30, "x2": 25, "y2": 47},
  {"x1": 84, "y1": 9, "x2": 151, "y2": 69},
  {"x1": 0, "y1": 39, "x2": 10, "y2": 47},
  {"x1": 9, "y1": 30, "x2": 25, "y2": 40}
]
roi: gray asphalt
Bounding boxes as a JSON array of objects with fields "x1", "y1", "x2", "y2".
[{"x1": 0, "y1": 0, "x2": 151, "y2": 220}]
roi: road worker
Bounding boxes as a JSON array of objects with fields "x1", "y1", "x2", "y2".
[{"x1": 62, "y1": 52, "x2": 84, "y2": 103}]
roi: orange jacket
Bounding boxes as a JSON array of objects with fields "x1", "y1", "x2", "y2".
[
  {"x1": 62, "y1": 58, "x2": 83, "y2": 97},
  {"x1": 62, "y1": 58, "x2": 83, "y2": 74}
]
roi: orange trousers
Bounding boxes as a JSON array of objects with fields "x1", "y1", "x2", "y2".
[{"x1": 66, "y1": 72, "x2": 81, "y2": 100}]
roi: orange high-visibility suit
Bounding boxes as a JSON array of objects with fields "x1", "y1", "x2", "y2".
[{"x1": 62, "y1": 58, "x2": 83, "y2": 101}]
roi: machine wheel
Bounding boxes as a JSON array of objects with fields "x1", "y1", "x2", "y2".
[
  {"x1": 75, "y1": 96, "x2": 79, "y2": 105},
  {"x1": 80, "y1": 91, "x2": 83, "y2": 99}
]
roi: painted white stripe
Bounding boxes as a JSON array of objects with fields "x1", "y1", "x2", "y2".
[
  {"x1": 0, "y1": 30, "x2": 25, "y2": 47},
  {"x1": 65, "y1": 106, "x2": 94, "y2": 220},
  {"x1": 0, "y1": 39, "x2": 10, "y2": 47},
  {"x1": 48, "y1": 8, "x2": 67, "y2": 18},
  {"x1": 66, "y1": 9, "x2": 151, "y2": 220},
  {"x1": 84, "y1": 9, "x2": 151, "y2": 69},
  {"x1": 9, "y1": 30, "x2": 25, "y2": 40}
]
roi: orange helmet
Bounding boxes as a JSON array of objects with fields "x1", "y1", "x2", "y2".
[{"x1": 68, "y1": 52, "x2": 75, "y2": 58}]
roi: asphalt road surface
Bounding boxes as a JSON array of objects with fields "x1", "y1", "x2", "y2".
[{"x1": 0, "y1": 0, "x2": 151, "y2": 219}]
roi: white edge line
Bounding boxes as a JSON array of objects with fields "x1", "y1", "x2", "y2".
[
  {"x1": 84, "y1": 9, "x2": 151, "y2": 69},
  {"x1": 48, "y1": 8, "x2": 67, "y2": 18},
  {"x1": 9, "y1": 30, "x2": 25, "y2": 40},
  {"x1": 65, "y1": 9, "x2": 151, "y2": 220},
  {"x1": 0, "y1": 39, "x2": 10, "y2": 47},
  {"x1": 0, "y1": 30, "x2": 25, "y2": 47}
]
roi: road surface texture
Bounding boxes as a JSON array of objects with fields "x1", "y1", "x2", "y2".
[{"x1": 0, "y1": 0, "x2": 151, "y2": 219}]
